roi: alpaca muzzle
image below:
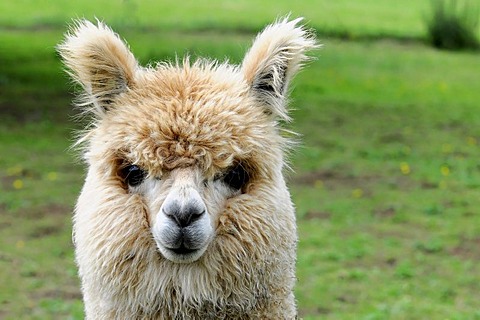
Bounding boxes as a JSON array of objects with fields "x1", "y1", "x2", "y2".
[{"x1": 152, "y1": 169, "x2": 214, "y2": 263}]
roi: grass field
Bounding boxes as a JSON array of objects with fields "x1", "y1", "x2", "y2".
[
  {"x1": 1, "y1": 1, "x2": 480, "y2": 319},
  {"x1": 0, "y1": 0, "x2": 428, "y2": 38}
]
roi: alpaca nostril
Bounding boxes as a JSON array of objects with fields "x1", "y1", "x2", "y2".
[
  {"x1": 189, "y1": 209, "x2": 206, "y2": 223},
  {"x1": 163, "y1": 204, "x2": 205, "y2": 228}
]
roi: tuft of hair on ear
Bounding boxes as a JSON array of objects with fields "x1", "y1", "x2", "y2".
[
  {"x1": 57, "y1": 19, "x2": 139, "y2": 117},
  {"x1": 241, "y1": 16, "x2": 319, "y2": 121}
]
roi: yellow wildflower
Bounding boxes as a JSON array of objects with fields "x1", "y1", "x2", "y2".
[
  {"x1": 400, "y1": 162, "x2": 411, "y2": 175},
  {"x1": 352, "y1": 188, "x2": 363, "y2": 198},
  {"x1": 440, "y1": 165, "x2": 450, "y2": 176},
  {"x1": 47, "y1": 172, "x2": 58, "y2": 181},
  {"x1": 13, "y1": 179, "x2": 23, "y2": 189},
  {"x1": 467, "y1": 137, "x2": 477, "y2": 146}
]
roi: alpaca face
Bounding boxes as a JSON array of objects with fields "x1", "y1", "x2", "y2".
[
  {"x1": 59, "y1": 18, "x2": 317, "y2": 269},
  {"x1": 130, "y1": 165, "x2": 247, "y2": 263},
  {"x1": 90, "y1": 66, "x2": 270, "y2": 264}
]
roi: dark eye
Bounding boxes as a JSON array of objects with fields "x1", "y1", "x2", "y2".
[
  {"x1": 222, "y1": 164, "x2": 249, "y2": 190},
  {"x1": 122, "y1": 165, "x2": 145, "y2": 187}
]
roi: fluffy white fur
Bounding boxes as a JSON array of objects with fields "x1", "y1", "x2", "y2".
[{"x1": 59, "y1": 17, "x2": 317, "y2": 319}]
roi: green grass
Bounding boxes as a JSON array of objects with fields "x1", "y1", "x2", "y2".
[
  {"x1": 1, "y1": 1, "x2": 480, "y2": 319},
  {"x1": 291, "y1": 40, "x2": 480, "y2": 319},
  {"x1": 0, "y1": 123, "x2": 84, "y2": 319},
  {"x1": 0, "y1": 0, "x2": 429, "y2": 39}
]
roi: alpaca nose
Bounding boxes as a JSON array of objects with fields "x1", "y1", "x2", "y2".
[
  {"x1": 160, "y1": 167, "x2": 207, "y2": 228},
  {"x1": 163, "y1": 201, "x2": 205, "y2": 228}
]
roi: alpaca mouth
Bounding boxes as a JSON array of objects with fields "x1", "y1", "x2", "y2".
[
  {"x1": 153, "y1": 217, "x2": 213, "y2": 263},
  {"x1": 159, "y1": 243, "x2": 207, "y2": 264},
  {"x1": 169, "y1": 245, "x2": 198, "y2": 255}
]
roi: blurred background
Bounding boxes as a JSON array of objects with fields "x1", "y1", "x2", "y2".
[{"x1": 1, "y1": 1, "x2": 479, "y2": 319}]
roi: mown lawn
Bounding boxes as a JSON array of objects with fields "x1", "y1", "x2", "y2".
[{"x1": 1, "y1": 1, "x2": 480, "y2": 319}]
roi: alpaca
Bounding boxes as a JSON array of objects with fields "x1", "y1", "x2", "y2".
[{"x1": 59, "y1": 17, "x2": 317, "y2": 319}]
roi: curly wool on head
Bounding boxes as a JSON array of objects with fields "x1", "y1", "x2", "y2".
[{"x1": 58, "y1": 16, "x2": 318, "y2": 319}]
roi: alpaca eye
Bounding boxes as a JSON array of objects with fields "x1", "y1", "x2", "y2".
[
  {"x1": 223, "y1": 164, "x2": 249, "y2": 190},
  {"x1": 122, "y1": 165, "x2": 145, "y2": 187}
]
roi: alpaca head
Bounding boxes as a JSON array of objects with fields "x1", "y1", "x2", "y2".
[{"x1": 59, "y1": 18, "x2": 316, "y2": 265}]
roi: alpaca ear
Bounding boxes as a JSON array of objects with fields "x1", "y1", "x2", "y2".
[
  {"x1": 57, "y1": 19, "x2": 138, "y2": 116},
  {"x1": 241, "y1": 17, "x2": 318, "y2": 120}
]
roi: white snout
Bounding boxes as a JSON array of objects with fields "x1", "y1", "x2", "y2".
[{"x1": 152, "y1": 183, "x2": 213, "y2": 263}]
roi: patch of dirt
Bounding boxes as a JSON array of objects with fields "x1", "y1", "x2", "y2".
[
  {"x1": 335, "y1": 294, "x2": 358, "y2": 304},
  {"x1": 390, "y1": 175, "x2": 417, "y2": 190},
  {"x1": 293, "y1": 169, "x2": 339, "y2": 185},
  {"x1": 1, "y1": 175, "x2": 16, "y2": 190},
  {"x1": 378, "y1": 132, "x2": 405, "y2": 143},
  {"x1": 344, "y1": 254, "x2": 399, "y2": 270},
  {"x1": 293, "y1": 169, "x2": 419, "y2": 194},
  {"x1": 23, "y1": 204, "x2": 71, "y2": 239},
  {"x1": 0, "y1": 252, "x2": 13, "y2": 262},
  {"x1": 293, "y1": 169, "x2": 378, "y2": 189},
  {"x1": 385, "y1": 257, "x2": 397, "y2": 267},
  {"x1": 303, "y1": 210, "x2": 331, "y2": 220},
  {"x1": 30, "y1": 288, "x2": 82, "y2": 302},
  {"x1": 28, "y1": 225, "x2": 63, "y2": 239},
  {"x1": 0, "y1": 203, "x2": 71, "y2": 238},
  {"x1": 420, "y1": 180, "x2": 438, "y2": 189},
  {"x1": 463, "y1": 211, "x2": 476, "y2": 217},
  {"x1": 19, "y1": 203, "x2": 71, "y2": 219},
  {"x1": 0, "y1": 221, "x2": 12, "y2": 231},
  {"x1": 450, "y1": 237, "x2": 480, "y2": 260},
  {"x1": 373, "y1": 206, "x2": 396, "y2": 218},
  {"x1": 298, "y1": 306, "x2": 331, "y2": 317}
]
